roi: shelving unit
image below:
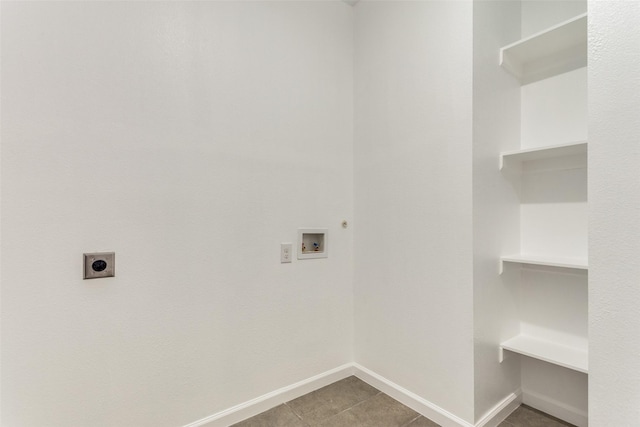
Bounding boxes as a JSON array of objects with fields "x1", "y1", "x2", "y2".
[
  {"x1": 500, "y1": 13, "x2": 587, "y2": 84},
  {"x1": 500, "y1": 254, "x2": 587, "y2": 274},
  {"x1": 500, "y1": 335, "x2": 588, "y2": 374},
  {"x1": 500, "y1": 141, "x2": 587, "y2": 171},
  {"x1": 496, "y1": 12, "x2": 589, "y2": 425}
]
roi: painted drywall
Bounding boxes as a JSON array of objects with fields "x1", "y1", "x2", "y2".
[
  {"x1": 6, "y1": 2, "x2": 640, "y2": 426},
  {"x1": 519, "y1": 68, "x2": 588, "y2": 262},
  {"x1": 520, "y1": 68, "x2": 587, "y2": 150},
  {"x1": 588, "y1": 1, "x2": 640, "y2": 425},
  {"x1": 521, "y1": 0, "x2": 587, "y2": 39},
  {"x1": 353, "y1": 1, "x2": 475, "y2": 423},
  {"x1": 519, "y1": 269, "x2": 587, "y2": 352},
  {"x1": 0, "y1": 2, "x2": 354, "y2": 426},
  {"x1": 472, "y1": 0, "x2": 523, "y2": 422},
  {"x1": 520, "y1": 358, "x2": 588, "y2": 422}
]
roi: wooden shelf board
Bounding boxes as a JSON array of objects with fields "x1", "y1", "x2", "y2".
[
  {"x1": 500, "y1": 13, "x2": 587, "y2": 84},
  {"x1": 500, "y1": 334, "x2": 588, "y2": 374},
  {"x1": 500, "y1": 141, "x2": 587, "y2": 170}
]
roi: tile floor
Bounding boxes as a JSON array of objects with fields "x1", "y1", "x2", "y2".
[{"x1": 231, "y1": 376, "x2": 575, "y2": 427}]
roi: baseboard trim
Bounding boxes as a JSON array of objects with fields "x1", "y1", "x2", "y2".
[
  {"x1": 352, "y1": 363, "x2": 475, "y2": 427},
  {"x1": 523, "y1": 389, "x2": 588, "y2": 427},
  {"x1": 353, "y1": 364, "x2": 522, "y2": 427},
  {"x1": 184, "y1": 363, "x2": 522, "y2": 427},
  {"x1": 182, "y1": 363, "x2": 354, "y2": 427},
  {"x1": 474, "y1": 390, "x2": 522, "y2": 427}
]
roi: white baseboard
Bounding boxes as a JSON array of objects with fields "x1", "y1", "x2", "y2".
[
  {"x1": 351, "y1": 363, "x2": 475, "y2": 427},
  {"x1": 183, "y1": 363, "x2": 522, "y2": 427},
  {"x1": 523, "y1": 389, "x2": 588, "y2": 427},
  {"x1": 474, "y1": 390, "x2": 522, "y2": 427},
  {"x1": 182, "y1": 363, "x2": 354, "y2": 427},
  {"x1": 353, "y1": 364, "x2": 520, "y2": 427}
]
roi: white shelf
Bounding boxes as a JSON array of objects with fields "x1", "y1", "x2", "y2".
[
  {"x1": 500, "y1": 334, "x2": 588, "y2": 374},
  {"x1": 500, "y1": 254, "x2": 587, "y2": 274},
  {"x1": 500, "y1": 141, "x2": 587, "y2": 171},
  {"x1": 500, "y1": 13, "x2": 587, "y2": 84}
]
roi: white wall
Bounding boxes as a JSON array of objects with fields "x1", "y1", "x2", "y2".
[
  {"x1": 0, "y1": 2, "x2": 354, "y2": 426},
  {"x1": 589, "y1": 1, "x2": 640, "y2": 425},
  {"x1": 6, "y1": 2, "x2": 640, "y2": 427},
  {"x1": 520, "y1": 68, "x2": 587, "y2": 150},
  {"x1": 521, "y1": 0, "x2": 587, "y2": 38},
  {"x1": 472, "y1": 0, "x2": 522, "y2": 421},
  {"x1": 353, "y1": 1, "x2": 475, "y2": 423}
]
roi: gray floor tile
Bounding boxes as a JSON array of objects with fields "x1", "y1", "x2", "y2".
[
  {"x1": 286, "y1": 392, "x2": 338, "y2": 424},
  {"x1": 315, "y1": 409, "x2": 362, "y2": 427},
  {"x1": 231, "y1": 404, "x2": 305, "y2": 427},
  {"x1": 287, "y1": 376, "x2": 380, "y2": 425},
  {"x1": 235, "y1": 377, "x2": 576, "y2": 427},
  {"x1": 404, "y1": 415, "x2": 441, "y2": 427},
  {"x1": 503, "y1": 405, "x2": 575, "y2": 427},
  {"x1": 313, "y1": 376, "x2": 380, "y2": 409},
  {"x1": 286, "y1": 390, "x2": 324, "y2": 415},
  {"x1": 323, "y1": 392, "x2": 419, "y2": 427}
]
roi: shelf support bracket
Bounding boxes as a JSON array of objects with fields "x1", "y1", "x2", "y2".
[{"x1": 499, "y1": 346, "x2": 512, "y2": 364}]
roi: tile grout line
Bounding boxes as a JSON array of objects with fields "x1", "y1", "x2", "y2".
[
  {"x1": 400, "y1": 414, "x2": 423, "y2": 427},
  {"x1": 283, "y1": 402, "x2": 305, "y2": 422},
  {"x1": 307, "y1": 389, "x2": 384, "y2": 426},
  {"x1": 284, "y1": 379, "x2": 382, "y2": 426}
]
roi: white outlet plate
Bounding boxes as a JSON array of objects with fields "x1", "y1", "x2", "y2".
[{"x1": 280, "y1": 243, "x2": 293, "y2": 263}]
